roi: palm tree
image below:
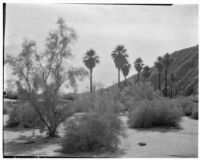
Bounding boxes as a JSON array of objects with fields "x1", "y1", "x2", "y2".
[
  {"x1": 111, "y1": 45, "x2": 128, "y2": 87},
  {"x1": 134, "y1": 57, "x2": 143, "y2": 83},
  {"x1": 162, "y1": 53, "x2": 173, "y2": 97},
  {"x1": 170, "y1": 73, "x2": 175, "y2": 97},
  {"x1": 142, "y1": 65, "x2": 151, "y2": 82},
  {"x1": 83, "y1": 49, "x2": 100, "y2": 93},
  {"x1": 154, "y1": 56, "x2": 164, "y2": 91},
  {"x1": 121, "y1": 63, "x2": 131, "y2": 86}
]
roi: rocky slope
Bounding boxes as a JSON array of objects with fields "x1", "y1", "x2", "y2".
[{"x1": 108, "y1": 45, "x2": 198, "y2": 96}]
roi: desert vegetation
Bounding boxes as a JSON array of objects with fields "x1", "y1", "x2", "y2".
[{"x1": 3, "y1": 16, "x2": 198, "y2": 157}]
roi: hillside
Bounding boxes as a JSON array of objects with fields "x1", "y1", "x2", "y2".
[{"x1": 107, "y1": 45, "x2": 199, "y2": 96}]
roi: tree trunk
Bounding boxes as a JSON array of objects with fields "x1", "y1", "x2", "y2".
[
  {"x1": 48, "y1": 126, "x2": 57, "y2": 137},
  {"x1": 90, "y1": 69, "x2": 93, "y2": 93},
  {"x1": 170, "y1": 84, "x2": 173, "y2": 98},
  {"x1": 118, "y1": 68, "x2": 120, "y2": 87},
  {"x1": 137, "y1": 72, "x2": 139, "y2": 84},
  {"x1": 125, "y1": 76, "x2": 126, "y2": 86},
  {"x1": 158, "y1": 73, "x2": 161, "y2": 90},
  {"x1": 165, "y1": 69, "x2": 168, "y2": 97}
]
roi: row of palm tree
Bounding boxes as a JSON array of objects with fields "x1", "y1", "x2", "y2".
[
  {"x1": 83, "y1": 45, "x2": 173, "y2": 96},
  {"x1": 154, "y1": 53, "x2": 173, "y2": 97}
]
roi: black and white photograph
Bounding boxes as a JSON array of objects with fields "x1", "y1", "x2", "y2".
[{"x1": 2, "y1": 2, "x2": 199, "y2": 158}]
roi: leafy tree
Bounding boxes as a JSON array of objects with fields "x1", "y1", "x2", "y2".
[
  {"x1": 154, "y1": 56, "x2": 164, "y2": 91},
  {"x1": 111, "y1": 45, "x2": 128, "y2": 87},
  {"x1": 5, "y1": 18, "x2": 88, "y2": 137},
  {"x1": 121, "y1": 63, "x2": 131, "y2": 86},
  {"x1": 142, "y1": 65, "x2": 151, "y2": 82},
  {"x1": 83, "y1": 49, "x2": 100, "y2": 93},
  {"x1": 162, "y1": 53, "x2": 173, "y2": 97},
  {"x1": 134, "y1": 57, "x2": 143, "y2": 83}
]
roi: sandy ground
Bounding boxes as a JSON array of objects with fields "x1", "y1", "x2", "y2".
[{"x1": 3, "y1": 114, "x2": 198, "y2": 158}]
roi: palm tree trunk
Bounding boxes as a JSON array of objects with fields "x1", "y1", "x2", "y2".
[
  {"x1": 137, "y1": 72, "x2": 139, "y2": 84},
  {"x1": 125, "y1": 76, "x2": 127, "y2": 86},
  {"x1": 170, "y1": 84, "x2": 173, "y2": 98},
  {"x1": 158, "y1": 73, "x2": 161, "y2": 90},
  {"x1": 165, "y1": 69, "x2": 167, "y2": 97},
  {"x1": 90, "y1": 69, "x2": 93, "y2": 93},
  {"x1": 118, "y1": 68, "x2": 120, "y2": 87}
]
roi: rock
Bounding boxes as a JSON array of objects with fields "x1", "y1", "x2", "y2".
[{"x1": 138, "y1": 142, "x2": 146, "y2": 146}]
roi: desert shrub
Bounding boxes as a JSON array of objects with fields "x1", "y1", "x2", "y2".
[
  {"x1": 72, "y1": 89, "x2": 121, "y2": 114},
  {"x1": 173, "y1": 97, "x2": 196, "y2": 117},
  {"x1": 61, "y1": 91, "x2": 123, "y2": 153},
  {"x1": 7, "y1": 102, "x2": 43, "y2": 128},
  {"x1": 71, "y1": 95, "x2": 95, "y2": 113},
  {"x1": 128, "y1": 99, "x2": 182, "y2": 128},
  {"x1": 191, "y1": 106, "x2": 198, "y2": 120},
  {"x1": 62, "y1": 112, "x2": 123, "y2": 153},
  {"x1": 122, "y1": 82, "x2": 160, "y2": 101},
  {"x1": 4, "y1": 91, "x2": 18, "y2": 100},
  {"x1": 120, "y1": 82, "x2": 161, "y2": 111},
  {"x1": 62, "y1": 93, "x2": 77, "y2": 100},
  {"x1": 3, "y1": 101, "x2": 12, "y2": 115}
]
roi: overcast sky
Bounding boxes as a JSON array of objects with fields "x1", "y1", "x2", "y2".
[{"x1": 4, "y1": 3, "x2": 198, "y2": 93}]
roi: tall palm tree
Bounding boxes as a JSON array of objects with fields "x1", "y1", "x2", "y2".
[
  {"x1": 142, "y1": 65, "x2": 151, "y2": 82},
  {"x1": 170, "y1": 73, "x2": 175, "y2": 97},
  {"x1": 121, "y1": 63, "x2": 131, "y2": 86},
  {"x1": 162, "y1": 53, "x2": 173, "y2": 97},
  {"x1": 134, "y1": 57, "x2": 143, "y2": 83},
  {"x1": 111, "y1": 45, "x2": 128, "y2": 87},
  {"x1": 154, "y1": 56, "x2": 164, "y2": 91},
  {"x1": 83, "y1": 49, "x2": 100, "y2": 93}
]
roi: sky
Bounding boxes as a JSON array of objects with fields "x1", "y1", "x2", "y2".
[{"x1": 4, "y1": 3, "x2": 198, "y2": 93}]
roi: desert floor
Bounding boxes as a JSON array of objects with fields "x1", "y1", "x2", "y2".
[{"x1": 3, "y1": 114, "x2": 198, "y2": 158}]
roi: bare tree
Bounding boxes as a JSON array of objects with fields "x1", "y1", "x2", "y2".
[{"x1": 5, "y1": 17, "x2": 88, "y2": 137}]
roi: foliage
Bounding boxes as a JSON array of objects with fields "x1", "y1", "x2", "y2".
[
  {"x1": 83, "y1": 49, "x2": 100, "y2": 93},
  {"x1": 142, "y1": 65, "x2": 151, "y2": 81},
  {"x1": 122, "y1": 63, "x2": 131, "y2": 77},
  {"x1": 134, "y1": 57, "x2": 144, "y2": 83},
  {"x1": 154, "y1": 56, "x2": 164, "y2": 73},
  {"x1": 111, "y1": 45, "x2": 129, "y2": 86},
  {"x1": 7, "y1": 102, "x2": 43, "y2": 128},
  {"x1": 172, "y1": 97, "x2": 198, "y2": 119},
  {"x1": 128, "y1": 99, "x2": 182, "y2": 128},
  {"x1": 191, "y1": 105, "x2": 198, "y2": 120},
  {"x1": 3, "y1": 100, "x2": 17, "y2": 115},
  {"x1": 121, "y1": 82, "x2": 161, "y2": 108},
  {"x1": 61, "y1": 90, "x2": 124, "y2": 153},
  {"x1": 5, "y1": 17, "x2": 87, "y2": 137},
  {"x1": 83, "y1": 49, "x2": 100, "y2": 70},
  {"x1": 121, "y1": 63, "x2": 131, "y2": 86},
  {"x1": 4, "y1": 91, "x2": 18, "y2": 100}
]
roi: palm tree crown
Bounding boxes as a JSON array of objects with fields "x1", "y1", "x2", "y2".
[
  {"x1": 111, "y1": 45, "x2": 128, "y2": 69},
  {"x1": 83, "y1": 49, "x2": 100, "y2": 70},
  {"x1": 142, "y1": 65, "x2": 151, "y2": 80},
  {"x1": 122, "y1": 63, "x2": 131, "y2": 77},
  {"x1": 134, "y1": 57, "x2": 143, "y2": 73},
  {"x1": 154, "y1": 56, "x2": 163, "y2": 73},
  {"x1": 162, "y1": 53, "x2": 173, "y2": 69},
  {"x1": 83, "y1": 49, "x2": 99, "y2": 93}
]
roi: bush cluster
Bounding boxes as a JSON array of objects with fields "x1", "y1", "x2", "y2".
[
  {"x1": 128, "y1": 99, "x2": 182, "y2": 128},
  {"x1": 6, "y1": 102, "x2": 43, "y2": 128},
  {"x1": 173, "y1": 97, "x2": 198, "y2": 119},
  {"x1": 122, "y1": 82, "x2": 183, "y2": 128},
  {"x1": 120, "y1": 82, "x2": 161, "y2": 111},
  {"x1": 61, "y1": 90, "x2": 124, "y2": 153}
]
